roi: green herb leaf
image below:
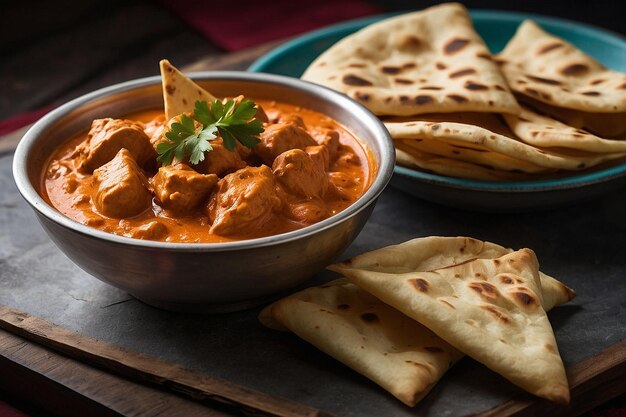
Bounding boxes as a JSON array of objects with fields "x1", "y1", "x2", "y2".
[
  {"x1": 156, "y1": 114, "x2": 198, "y2": 166},
  {"x1": 230, "y1": 99, "x2": 257, "y2": 123},
  {"x1": 156, "y1": 98, "x2": 265, "y2": 166},
  {"x1": 193, "y1": 101, "x2": 214, "y2": 126}
]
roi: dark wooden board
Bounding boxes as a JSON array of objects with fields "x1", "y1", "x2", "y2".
[
  {"x1": 1, "y1": 45, "x2": 626, "y2": 417},
  {"x1": 0, "y1": 329, "x2": 233, "y2": 417},
  {"x1": 1, "y1": 305, "x2": 624, "y2": 417},
  {"x1": 477, "y1": 340, "x2": 626, "y2": 417},
  {"x1": 0, "y1": 306, "x2": 330, "y2": 417}
]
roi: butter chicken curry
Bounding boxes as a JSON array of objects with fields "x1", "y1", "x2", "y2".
[{"x1": 42, "y1": 62, "x2": 373, "y2": 243}]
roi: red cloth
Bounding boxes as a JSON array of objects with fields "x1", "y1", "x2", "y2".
[
  {"x1": 1, "y1": 1, "x2": 379, "y2": 138},
  {"x1": 162, "y1": 0, "x2": 381, "y2": 51},
  {"x1": 0, "y1": 106, "x2": 53, "y2": 137},
  {"x1": 0, "y1": 399, "x2": 31, "y2": 417}
]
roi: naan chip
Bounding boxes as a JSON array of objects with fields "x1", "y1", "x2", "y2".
[
  {"x1": 386, "y1": 113, "x2": 626, "y2": 171},
  {"x1": 302, "y1": 3, "x2": 520, "y2": 116},
  {"x1": 160, "y1": 59, "x2": 217, "y2": 120},
  {"x1": 332, "y1": 249, "x2": 571, "y2": 404},
  {"x1": 504, "y1": 104, "x2": 626, "y2": 153},
  {"x1": 497, "y1": 20, "x2": 626, "y2": 114}
]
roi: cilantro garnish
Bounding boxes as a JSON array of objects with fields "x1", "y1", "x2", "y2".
[{"x1": 156, "y1": 98, "x2": 264, "y2": 166}]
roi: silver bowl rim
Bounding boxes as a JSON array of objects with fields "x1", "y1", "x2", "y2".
[{"x1": 12, "y1": 71, "x2": 395, "y2": 252}]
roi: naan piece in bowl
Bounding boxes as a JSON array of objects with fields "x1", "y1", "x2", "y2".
[
  {"x1": 302, "y1": 3, "x2": 520, "y2": 116},
  {"x1": 160, "y1": 59, "x2": 217, "y2": 120}
]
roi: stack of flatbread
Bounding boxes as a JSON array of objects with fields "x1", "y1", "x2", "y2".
[
  {"x1": 301, "y1": 3, "x2": 626, "y2": 180},
  {"x1": 260, "y1": 236, "x2": 575, "y2": 406}
]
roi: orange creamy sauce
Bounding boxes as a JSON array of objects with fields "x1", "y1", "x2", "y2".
[{"x1": 41, "y1": 100, "x2": 374, "y2": 243}]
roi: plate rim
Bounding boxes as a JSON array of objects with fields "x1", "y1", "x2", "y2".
[{"x1": 249, "y1": 9, "x2": 626, "y2": 193}]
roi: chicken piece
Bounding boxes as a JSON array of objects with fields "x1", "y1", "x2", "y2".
[
  {"x1": 306, "y1": 129, "x2": 340, "y2": 170},
  {"x1": 144, "y1": 115, "x2": 167, "y2": 148},
  {"x1": 328, "y1": 171, "x2": 361, "y2": 200},
  {"x1": 256, "y1": 103, "x2": 269, "y2": 123},
  {"x1": 305, "y1": 145, "x2": 330, "y2": 171},
  {"x1": 266, "y1": 111, "x2": 306, "y2": 128},
  {"x1": 129, "y1": 221, "x2": 168, "y2": 241},
  {"x1": 79, "y1": 118, "x2": 156, "y2": 173},
  {"x1": 235, "y1": 141, "x2": 254, "y2": 161},
  {"x1": 153, "y1": 164, "x2": 218, "y2": 213},
  {"x1": 273, "y1": 149, "x2": 329, "y2": 199},
  {"x1": 315, "y1": 129, "x2": 340, "y2": 158},
  {"x1": 207, "y1": 165, "x2": 281, "y2": 236},
  {"x1": 255, "y1": 122, "x2": 317, "y2": 165},
  {"x1": 193, "y1": 138, "x2": 248, "y2": 176},
  {"x1": 92, "y1": 149, "x2": 151, "y2": 218},
  {"x1": 284, "y1": 200, "x2": 329, "y2": 224}
]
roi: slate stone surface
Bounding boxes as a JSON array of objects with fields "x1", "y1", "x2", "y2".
[{"x1": 1, "y1": 153, "x2": 625, "y2": 416}]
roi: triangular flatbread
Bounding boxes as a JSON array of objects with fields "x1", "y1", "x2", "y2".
[
  {"x1": 386, "y1": 113, "x2": 626, "y2": 171},
  {"x1": 395, "y1": 135, "x2": 549, "y2": 173},
  {"x1": 160, "y1": 59, "x2": 217, "y2": 120},
  {"x1": 328, "y1": 236, "x2": 575, "y2": 310},
  {"x1": 516, "y1": 95, "x2": 626, "y2": 140},
  {"x1": 504, "y1": 104, "x2": 626, "y2": 153},
  {"x1": 395, "y1": 147, "x2": 540, "y2": 181},
  {"x1": 260, "y1": 278, "x2": 464, "y2": 407},
  {"x1": 496, "y1": 20, "x2": 626, "y2": 114},
  {"x1": 331, "y1": 248, "x2": 570, "y2": 404},
  {"x1": 302, "y1": 3, "x2": 520, "y2": 116},
  {"x1": 261, "y1": 237, "x2": 575, "y2": 406}
]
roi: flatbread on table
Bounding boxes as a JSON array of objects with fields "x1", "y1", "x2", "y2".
[
  {"x1": 328, "y1": 236, "x2": 575, "y2": 310},
  {"x1": 386, "y1": 112, "x2": 626, "y2": 171},
  {"x1": 260, "y1": 278, "x2": 464, "y2": 407},
  {"x1": 496, "y1": 20, "x2": 626, "y2": 114},
  {"x1": 261, "y1": 237, "x2": 575, "y2": 406},
  {"x1": 160, "y1": 59, "x2": 217, "y2": 121},
  {"x1": 504, "y1": 104, "x2": 626, "y2": 153},
  {"x1": 332, "y1": 248, "x2": 570, "y2": 404},
  {"x1": 301, "y1": 3, "x2": 521, "y2": 116}
]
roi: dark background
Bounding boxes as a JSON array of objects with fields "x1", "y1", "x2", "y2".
[{"x1": 1, "y1": 0, "x2": 625, "y2": 121}]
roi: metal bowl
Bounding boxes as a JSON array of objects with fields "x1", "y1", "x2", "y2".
[{"x1": 12, "y1": 72, "x2": 394, "y2": 313}]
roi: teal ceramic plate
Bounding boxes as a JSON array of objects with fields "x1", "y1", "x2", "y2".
[{"x1": 249, "y1": 11, "x2": 626, "y2": 211}]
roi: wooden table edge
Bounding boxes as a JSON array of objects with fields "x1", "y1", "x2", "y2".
[
  {"x1": 473, "y1": 338, "x2": 626, "y2": 417},
  {"x1": 1, "y1": 304, "x2": 625, "y2": 417},
  {"x1": 0, "y1": 306, "x2": 334, "y2": 417}
]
